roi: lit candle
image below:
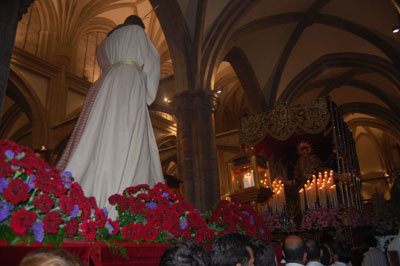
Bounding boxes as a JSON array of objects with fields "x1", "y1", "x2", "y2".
[{"x1": 299, "y1": 188, "x2": 305, "y2": 212}]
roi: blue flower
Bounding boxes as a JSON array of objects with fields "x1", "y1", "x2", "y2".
[
  {"x1": 162, "y1": 192, "x2": 169, "y2": 198},
  {"x1": 60, "y1": 171, "x2": 72, "y2": 178},
  {"x1": 24, "y1": 180, "x2": 35, "y2": 192},
  {"x1": 250, "y1": 215, "x2": 254, "y2": 225},
  {"x1": 70, "y1": 205, "x2": 79, "y2": 218},
  {"x1": 242, "y1": 211, "x2": 250, "y2": 216},
  {"x1": 180, "y1": 218, "x2": 188, "y2": 230},
  {"x1": 260, "y1": 228, "x2": 264, "y2": 234},
  {"x1": 105, "y1": 221, "x2": 114, "y2": 235},
  {"x1": 4, "y1": 150, "x2": 14, "y2": 160},
  {"x1": 0, "y1": 201, "x2": 12, "y2": 222},
  {"x1": 31, "y1": 222, "x2": 45, "y2": 243},
  {"x1": 45, "y1": 168, "x2": 51, "y2": 172},
  {"x1": 15, "y1": 152, "x2": 25, "y2": 160},
  {"x1": 103, "y1": 207, "x2": 108, "y2": 218},
  {"x1": 146, "y1": 202, "x2": 157, "y2": 210},
  {"x1": 0, "y1": 178, "x2": 8, "y2": 193},
  {"x1": 30, "y1": 174, "x2": 36, "y2": 180}
]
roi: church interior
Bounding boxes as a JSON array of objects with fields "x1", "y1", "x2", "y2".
[{"x1": 1, "y1": 0, "x2": 400, "y2": 246}]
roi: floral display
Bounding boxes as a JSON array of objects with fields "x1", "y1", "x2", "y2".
[
  {"x1": 301, "y1": 208, "x2": 342, "y2": 231},
  {"x1": 108, "y1": 183, "x2": 215, "y2": 243},
  {"x1": 0, "y1": 140, "x2": 118, "y2": 246},
  {"x1": 205, "y1": 199, "x2": 272, "y2": 241},
  {"x1": 263, "y1": 213, "x2": 282, "y2": 232}
]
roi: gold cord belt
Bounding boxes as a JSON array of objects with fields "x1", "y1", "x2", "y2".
[{"x1": 105, "y1": 60, "x2": 140, "y2": 72}]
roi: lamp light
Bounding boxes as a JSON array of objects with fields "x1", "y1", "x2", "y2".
[{"x1": 393, "y1": 26, "x2": 400, "y2": 33}]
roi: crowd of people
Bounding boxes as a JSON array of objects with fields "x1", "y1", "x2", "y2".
[{"x1": 17, "y1": 230, "x2": 400, "y2": 266}]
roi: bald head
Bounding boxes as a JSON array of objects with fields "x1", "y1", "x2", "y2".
[{"x1": 283, "y1": 235, "x2": 306, "y2": 263}]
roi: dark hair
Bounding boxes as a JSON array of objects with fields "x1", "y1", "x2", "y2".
[
  {"x1": 283, "y1": 235, "x2": 305, "y2": 263},
  {"x1": 365, "y1": 236, "x2": 377, "y2": 248},
  {"x1": 333, "y1": 242, "x2": 352, "y2": 264},
  {"x1": 320, "y1": 245, "x2": 331, "y2": 266},
  {"x1": 124, "y1": 15, "x2": 145, "y2": 29},
  {"x1": 251, "y1": 239, "x2": 276, "y2": 266},
  {"x1": 211, "y1": 232, "x2": 252, "y2": 266},
  {"x1": 306, "y1": 240, "x2": 321, "y2": 261},
  {"x1": 108, "y1": 15, "x2": 145, "y2": 36},
  {"x1": 159, "y1": 240, "x2": 210, "y2": 266}
]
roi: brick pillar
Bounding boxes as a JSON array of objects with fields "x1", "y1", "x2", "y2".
[
  {"x1": 173, "y1": 90, "x2": 220, "y2": 212},
  {"x1": 0, "y1": 0, "x2": 34, "y2": 119}
]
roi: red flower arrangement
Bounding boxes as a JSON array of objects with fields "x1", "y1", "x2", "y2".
[
  {"x1": 205, "y1": 199, "x2": 272, "y2": 241},
  {"x1": 301, "y1": 208, "x2": 342, "y2": 231},
  {"x1": 109, "y1": 183, "x2": 215, "y2": 243},
  {"x1": 0, "y1": 140, "x2": 119, "y2": 246}
]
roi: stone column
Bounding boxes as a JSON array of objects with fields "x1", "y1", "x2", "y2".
[
  {"x1": 0, "y1": 0, "x2": 34, "y2": 119},
  {"x1": 173, "y1": 90, "x2": 220, "y2": 212}
]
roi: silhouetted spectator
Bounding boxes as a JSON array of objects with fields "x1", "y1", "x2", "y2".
[
  {"x1": 159, "y1": 240, "x2": 210, "y2": 266},
  {"x1": 211, "y1": 232, "x2": 254, "y2": 266},
  {"x1": 305, "y1": 239, "x2": 323, "y2": 266},
  {"x1": 252, "y1": 239, "x2": 276, "y2": 266},
  {"x1": 362, "y1": 236, "x2": 388, "y2": 266},
  {"x1": 282, "y1": 235, "x2": 306, "y2": 265}
]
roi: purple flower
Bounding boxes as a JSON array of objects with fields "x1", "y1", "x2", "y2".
[
  {"x1": 162, "y1": 192, "x2": 169, "y2": 198},
  {"x1": 70, "y1": 205, "x2": 79, "y2": 218},
  {"x1": 146, "y1": 202, "x2": 157, "y2": 210},
  {"x1": 180, "y1": 217, "x2": 188, "y2": 230},
  {"x1": 60, "y1": 171, "x2": 72, "y2": 178},
  {"x1": 0, "y1": 178, "x2": 8, "y2": 193},
  {"x1": 31, "y1": 222, "x2": 44, "y2": 243},
  {"x1": 0, "y1": 201, "x2": 12, "y2": 222},
  {"x1": 16, "y1": 152, "x2": 24, "y2": 160},
  {"x1": 24, "y1": 180, "x2": 35, "y2": 192},
  {"x1": 242, "y1": 211, "x2": 250, "y2": 216},
  {"x1": 250, "y1": 215, "x2": 254, "y2": 225},
  {"x1": 105, "y1": 221, "x2": 114, "y2": 235},
  {"x1": 30, "y1": 174, "x2": 36, "y2": 180},
  {"x1": 103, "y1": 207, "x2": 108, "y2": 218},
  {"x1": 45, "y1": 168, "x2": 51, "y2": 172},
  {"x1": 4, "y1": 150, "x2": 14, "y2": 160}
]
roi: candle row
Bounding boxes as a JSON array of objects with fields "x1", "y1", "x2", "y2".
[
  {"x1": 268, "y1": 179, "x2": 285, "y2": 214},
  {"x1": 298, "y1": 170, "x2": 339, "y2": 212}
]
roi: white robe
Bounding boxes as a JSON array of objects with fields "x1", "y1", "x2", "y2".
[{"x1": 65, "y1": 25, "x2": 164, "y2": 216}]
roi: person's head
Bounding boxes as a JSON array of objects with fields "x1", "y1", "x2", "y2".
[
  {"x1": 332, "y1": 242, "x2": 352, "y2": 264},
  {"x1": 19, "y1": 248, "x2": 82, "y2": 266},
  {"x1": 123, "y1": 15, "x2": 145, "y2": 29},
  {"x1": 251, "y1": 239, "x2": 276, "y2": 266},
  {"x1": 211, "y1": 232, "x2": 254, "y2": 266},
  {"x1": 282, "y1": 235, "x2": 306, "y2": 264},
  {"x1": 365, "y1": 236, "x2": 377, "y2": 248},
  {"x1": 159, "y1": 240, "x2": 210, "y2": 266},
  {"x1": 320, "y1": 245, "x2": 331, "y2": 266},
  {"x1": 305, "y1": 239, "x2": 321, "y2": 262}
]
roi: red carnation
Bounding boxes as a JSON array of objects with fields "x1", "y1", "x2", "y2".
[
  {"x1": 194, "y1": 227, "x2": 215, "y2": 242},
  {"x1": 58, "y1": 195, "x2": 74, "y2": 214},
  {"x1": 0, "y1": 162, "x2": 13, "y2": 177},
  {"x1": 9, "y1": 208, "x2": 37, "y2": 236},
  {"x1": 122, "y1": 223, "x2": 145, "y2": 241},
  {"x1": 64, "y1": 219, "x2": 79, "y2": 237},
  {"x1": 3, "y1": 179, "x2": 30, "y2": 205},
  {"x1": 81, "y1": 221, "x2": 97, "y2": 241},
  {"x1": 187, "y1": 212, "x2": 207, "y2": 229},
  {"x1": 95, "y1": 209, "x2": 107, "y2": 228},
  {"x1": 108, "y1": 194, "x2": 123, "y2": 205},
  {"x1": 43, "y1": 211, "x2": 62, "y2": 234},
  {"x1": 69, "y1": 182, "x2": 85, "y2": 203},
  {"x1": 143, "y1": 224, "x2": 158, "y2": 241},
  {"x1": 34, "y1": 193, "x2": 54, "y2": 213},
  {"x1": 130, "y1": 200, "x2": 146, "y2": 213}
]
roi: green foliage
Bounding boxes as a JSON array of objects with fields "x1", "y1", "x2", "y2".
[
  {"x1": 106, "y1": 241, "x2": 129, "y2": 259},
  {"x1": 118, "y1": 211, "x2": 146, "y2": 227},
  {"x1": 42, "y1": 230, "x2": 66, "y2": 247}
]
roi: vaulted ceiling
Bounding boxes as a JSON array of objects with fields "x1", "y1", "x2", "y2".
[{"x1": 2, "y1": 0, "x2": 400, "y2": 199}]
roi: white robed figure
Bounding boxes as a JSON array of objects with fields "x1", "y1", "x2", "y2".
[{"x1": 56, "y1": 15, "x2": 164, "y2": 217}]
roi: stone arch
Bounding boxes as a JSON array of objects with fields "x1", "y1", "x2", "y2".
[
  {"x1": 6, "y1": 68, "x2": 49, "y2": 148},
  {"x1": 279, "y1": 53, "x2": 400, "y2": 104}
]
